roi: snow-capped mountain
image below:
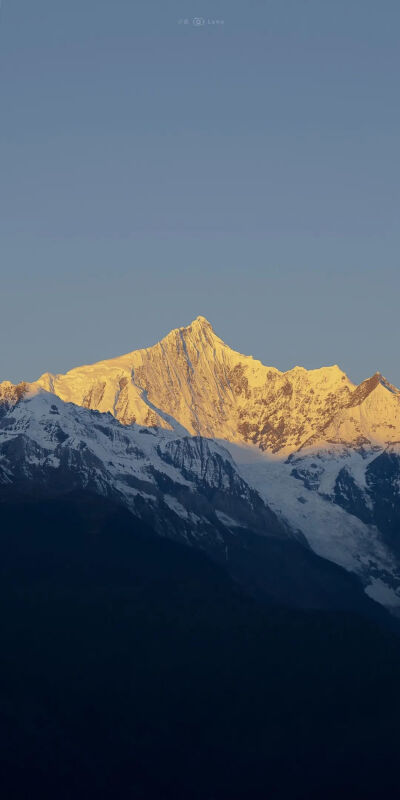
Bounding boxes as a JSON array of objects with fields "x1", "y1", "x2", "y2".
[
  {"x1": 30, "y1": 316, "x2": 400, "y2": 455},
  {"x1": 0, "y1": 385, "x2": 277, "y2": 540},
  {"x1": 1, "y1": 316, "x2": 400, "y2": 611},
  {"x1": 1, "y1": 384, "x2": 385, "y2": 614}
]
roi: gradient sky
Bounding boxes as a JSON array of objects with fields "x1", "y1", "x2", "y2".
[{"x1": 1, "y1": 0, "x2": 399, "y2": 386}]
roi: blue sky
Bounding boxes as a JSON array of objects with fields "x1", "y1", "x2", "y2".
[{"x1": 1, "y1": 0, "x2": 399, "y2": 385}]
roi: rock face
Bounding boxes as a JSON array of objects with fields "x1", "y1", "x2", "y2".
[
  {"x1": 0, "y1": 387, "x2": 262, "y2": 540},
  {"x1": 0, "y1": 381, "x2": 28, "y2": 412},
  {"x1": 30, "y1": 316, "x2": 400, "y2": 455},
  {"x1": 0, "y1": 385, "x2": 386, "y2": 616},
  {"x1": 1, "y1": 315, "x2": 400, "y2": 610}
]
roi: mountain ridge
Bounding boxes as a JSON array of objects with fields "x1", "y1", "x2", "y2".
[
  {"x1": 1, "y1": 316, "x2": 400, "y2": 611},
  {"x1": 1, "y1": 385, "x2": 391, "y2": 616},
  {"x1": 14, "y1": 315, "x2": 398, "y2": 456}
]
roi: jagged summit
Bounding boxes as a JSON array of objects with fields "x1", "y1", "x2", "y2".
[
  {"x1": 160, "y1": 315, "x2": 221, "y2": 349},
  {"x1": 1, "y1": 318, "x2": 399, "y2": 455},
  {"x1": 189, "y1": 314, "x2": 214, "y2": 329},
  {"x1": 2, "y1": 319, "x2": 400, "y2": 608},
  {"x1": 0, "y1": 380, "x2": 29, "y2": 409}
]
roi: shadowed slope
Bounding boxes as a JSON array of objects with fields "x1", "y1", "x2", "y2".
[{"x1": 1, "y1": 492, "x2": 400, "y2": 799}]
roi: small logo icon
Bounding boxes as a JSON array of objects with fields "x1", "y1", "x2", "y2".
[{"x1": 192, "y1": 17, "x2": 205, "y2": 26}]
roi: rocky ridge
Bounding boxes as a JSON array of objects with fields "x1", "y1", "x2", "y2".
[{"x1": 1, "y1": 316, "x2": 400, "y2": 609}]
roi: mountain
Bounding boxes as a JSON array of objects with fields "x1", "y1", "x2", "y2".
[
  {"x1": 1, "y1": 315, "x2": 400, "y2": 611},
  {"x1": 30, "y1": 316, "x2": 400, "y2": 454},
  {"x1": 28, "y1": 316, "x2": 358, "y2": 450},
  {"x1": 3, "y1": 316, "x2": 400, "y2": 796},
  {"x1": 0, "y1": 385, "x2": 387, "y2": 618}
]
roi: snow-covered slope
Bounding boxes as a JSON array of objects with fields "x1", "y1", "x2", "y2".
[
  {"x1": 2, "y1": 384, "x2": 385, "y2": 615},
  {"x1": 1, "y1": 316, "x2": 400, "y2": 610},
  {"x1": 223, "y1": 441, "x2": 400, "y2": 608},
  {"x1": 28, "y1": 317, "x2": 355, "y2": 452},
  {"x1": 0, "y1": 385, "x2": 278, "y2": 544},
  {"x1": 30, "y1": 316, "x2": 400, "y2": 456}
]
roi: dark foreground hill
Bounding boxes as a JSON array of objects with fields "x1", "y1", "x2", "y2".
[{"x1": 1, "y1": 492, "x2": 400, "y2": 799}]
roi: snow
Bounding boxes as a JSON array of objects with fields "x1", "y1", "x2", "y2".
[
  {"x1": 164, "y1": 495, "x2": 190, "y2": 519},
  {"x1": 2, "y1": 315, "x2": 400, "y2": 609},
  {"x1": 223, "y1": 440, "x2": 400, "y2": 603},
  {"x1": 0, "y1": 388, "x2": 262, "y2": 545},
  {"x1": 215, "y1": 511, "x2": 242, "y2": 528},
  {"x1": 365, "y1": 579, "x2": 400, "y2": 608}
]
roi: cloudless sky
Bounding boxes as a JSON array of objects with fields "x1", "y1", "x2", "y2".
[{"x1": 1, "y1": 0, "x2": 399, "y2": 385}]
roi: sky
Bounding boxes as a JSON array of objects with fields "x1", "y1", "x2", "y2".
[{"x1": 1, "y1": 0, "x2": 399, "y2": 386}]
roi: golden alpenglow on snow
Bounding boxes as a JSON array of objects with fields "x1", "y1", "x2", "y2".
[
  {"x1": 29, "y1": 316, "x2": 400, "y2": 456},
  {"x1": 2, "y1": 317, "x2": 400, "y2": 611}
]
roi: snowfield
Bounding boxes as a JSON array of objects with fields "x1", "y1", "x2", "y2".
[{"x1": 1, "y1": 315, "x2": 400, "y2": 610}]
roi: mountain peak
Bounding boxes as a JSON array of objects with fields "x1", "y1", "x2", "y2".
[
  {"x1": 0, "y1": 380, "x2": 29, "y2": 408},
  {"x1": 193, "y1": 315, "x2": 212, "y2": 326},
  {"x1": 182, "y1": 315, "x2": 215, "y2": 334},
  {"x1": 346, "y1": 372, "x2": 400, "y2": 408},
  {"x1": 25, "y1": 320, "x2": 400, "y2": 456},
  {"x1": 161, "y1": 315, "x2": 219, "y2": 348}
]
